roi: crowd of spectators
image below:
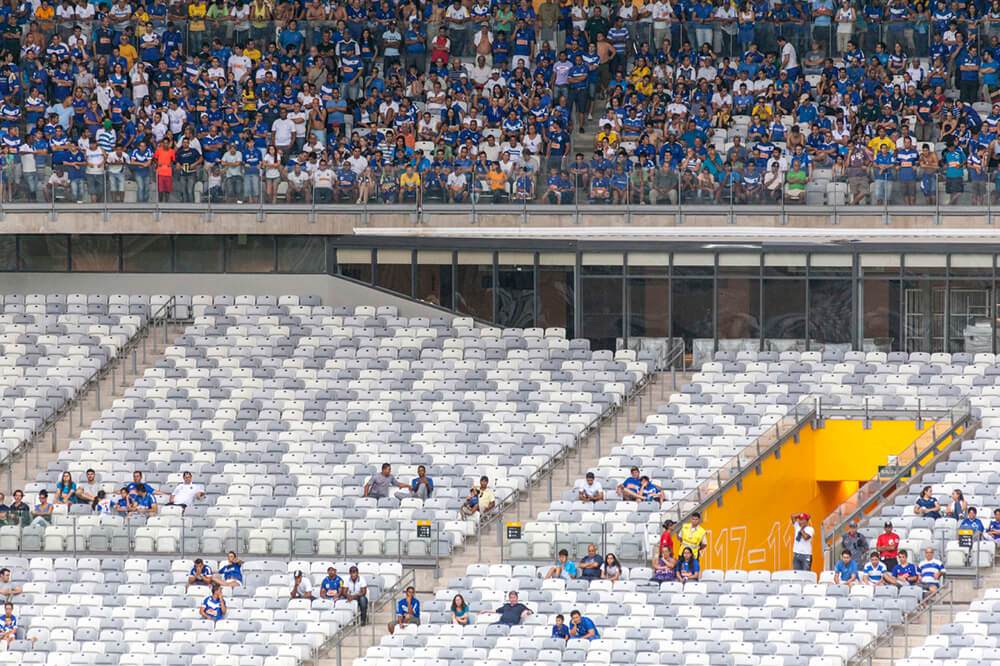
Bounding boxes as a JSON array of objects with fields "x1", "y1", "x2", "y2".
[{"x1": 0, "y1": 0, "x2": 998, "y2": 207}]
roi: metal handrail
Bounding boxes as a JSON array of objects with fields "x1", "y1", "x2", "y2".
[
  {"x1": 849, "y1": 582, "x2": 955, "y2": 666},
  {"x1": 0, "y1": 296, "x2": 179, "y2": 493},
  {"x1": 821, "y1": 398, "x2": 973, "y2": 554},
  {"x1": 307, "y1": 567, "x2": 418, "y2": 666}
]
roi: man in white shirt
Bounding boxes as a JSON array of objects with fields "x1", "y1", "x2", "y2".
[
  {"x1": 446, "y1": 170, "x2": 468, "y2": 202},
  {"x1": 469, "y1": 54, "x2": 492, "y2": 84},
  {"x1": 778, "y1": 36, "x2": 799, "y2": 80},
  {"x1": 343, "y1": 566, "x2": 369, "y2": 624},
  {"x1": 168, "y1": 471, "x2": 205, "y2": 510},
  {"x1": 290, "y1": 571, "x2": 313, "y2": 600},
  {"x1": 575, "y1": 472, "x2": 604, "y2": 502},
  {"x1": 445, "y1": 0, "x2": 470, "y2": 56},
  {"x1": 75, "y1": 469, "x2": 101, "y2": 504},
  {"x1": 312, "y1": 159, "x2": 335, "y2": 203},
  {"x1": 791, "y1": 513, "x2": 814, "y2": 571},
  {"x1": 346, "y1": 147, "x2": 368, "y2": 175},
  {"x1": 84, "y1": 139, "x2": 106, "y2": 203},
  {"x1": 270, "y1": 109, "x2": 296, "y2": 155},
  {"x1": 228, "y1": 46, "x2": 252, "y2": 83},
  {"x1": 286, "y1": 163, "x2": 311, "y2": 202}
]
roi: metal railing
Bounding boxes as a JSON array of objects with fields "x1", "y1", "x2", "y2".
[
  {"x1": 304, "y1": 567, "x2": 417, "y2": 666},
  {"x1": 849, "y1": 582, "x2": 955, "y2": 666},
  {"x1": 821, "y1": 398, "x2": 973, "y2": 567},
  {"x1": 0, "y1": 296, "x2": 179, "y2": 495}
]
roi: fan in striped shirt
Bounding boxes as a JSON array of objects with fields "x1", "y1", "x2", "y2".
[{"x1": 918, "y1": 547, "x2": 946, "y2": 592}]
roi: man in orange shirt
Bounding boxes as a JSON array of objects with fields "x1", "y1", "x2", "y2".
[{"x1": 153, "y1": 138, "x2": 175, "y2": 202}]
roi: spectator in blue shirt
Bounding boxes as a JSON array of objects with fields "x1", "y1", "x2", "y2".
[
  {"x1": 545, "y1": 549, "x2": 579, "y2": 580},
  {"x1": 200, "y1": 584, "x2": 226, "y2": 621},
  {"x1": 187, "y1": 559, "x2": 214, "y2": 591},
  {"x1": 320, "y1": 567, "x2": 344, "y2": 600},
  {"x1": 914, "y1": 485, "x2": 942, "y2": 520},
  {"x1": 985, "y1": 509, "x2": 1000, "y2": 542},
  {"x1": 398, "y1": 465, "x2": 434, "y2": 500},
  {"x1": 886, "y1": 549, "x2": 919, "y2": 587},
  {"x1": 617, "y1": 466, "x2": 642, "y2": 501},
  {"x1": 833, "y1": 550, "x2": 859, "y2": 587},
  {"x1": 551, "y1": 614, "x2": 570, "y2": 639},
  {"x1": 676, "y1": 547, "x2": 701, "y2": 582},
  {"x1": 213, "y1": 551, "x2": 243, "y2": 588},
  {"x1": 388, "y1": 586, "x2": 420, "y2": 634},
  {"x1": 569, "y1": 610, "x2": 599, "y2": 640},
  {"x1": 960, "y1": 506, "x2": 985, "y2": 534},
  {"x1": 918, "y1": 547, "x2": 945, "y2": 592}
]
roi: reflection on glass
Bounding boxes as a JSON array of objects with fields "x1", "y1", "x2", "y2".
[
  {"x1": 808, "y1": 279, "x2": 852, "y2": 346},
  {"x1": 123, "y1": 235, "x2": 171, "y2": 272},
  {"x1": 416, "y1": 250, "x2": 453, "y2": 309},
  {"x1": 497, "y1": 264, "x2": 535, "y2": 329},
  {"x1": 763, "y1": 279, "x2": 805, "y2": 348},
  {"x1": 456, "y1": 252, "x2": 493, "y2": 321},
  {"x1": 539, "y1": 266, "x2": 574, "y2": 338},
  {"x1": 376, "y1": 250, "x2": 413, "y2": 298},
  {"x1": 672, "y1": 278, "x2": 713, "y2": 363},
  {"x1": 175, "y1": 235, "x2": 223, "y2": 272},
  {"x1": 949, "y1": 280, "x2": 992, "y2": 353},
  {"x1": 277, "y1": 236, "x2": 325, "y2": 273},
  {"x1": 19, "y1": 235, "x2": 68, "y2": 271},
  {"x1": 903, "y1": 279, "x2": 946, "y2": 353},
  {"x1": 581, "y1": 275, "x2": 623, "y2": 351},
  {"x1": 0, "y1": 236, "x2": 14, "y2": 271},
  {"x1": 71, "y1": 235, "x2": 119, "y2": 272},
  {"x1": 225, "y1": 235, "x2": 274, "y2": 272},
  {"x1": 718, "y1": 278, "x2": 760, "y2": 345},
  {"x1": 336, "y1": 248, "x2": 373, "y2": 283},
  {"x1": 862, "y1": 280, "x2": 900, "y2": 352},
  {"x1": 627, "y1": 278, "x2": 668, "y2": 339}
]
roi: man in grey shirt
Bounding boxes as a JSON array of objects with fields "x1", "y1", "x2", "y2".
[
  {"x1": 363, "y1": 463, "x2": 409, "y2": 499},
  {"x1": 75, "y1": 469, "x2": 101, "y2": 505}
]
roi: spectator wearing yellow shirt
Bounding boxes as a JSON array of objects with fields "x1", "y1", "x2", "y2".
[
  {"x1": 34, "y1": 0, "x2": 55, "y2": 31},
  {"x1": 487, "y1": 163, "x2": 508, "y2": 203},
  {"x1": 118, "y1": 34, "x2": 138, "y2": 71},
  {"x1": 188, "y1": 0, "x2": 208, "y2": 53},
  {"x1": 595, "y1": 128, "x2": 619, "y2": 149},
  {"x1": 628, "y1": 58, "x2": 651, "y2": 87},
  {"x1": 867, "y1": 128, "x2": 896, "y2": 155},
  {"x1": 398, "y1": 165, "x2": 421, "y2": 203}
]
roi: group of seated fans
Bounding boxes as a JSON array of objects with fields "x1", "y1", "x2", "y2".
[{"x1": 0, "y1": 0, "x2": 997, "y2": 205}]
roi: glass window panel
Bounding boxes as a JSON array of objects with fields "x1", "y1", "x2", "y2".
[
  {"x1": 376, "y1": 249, "x2": 412, "y2": 297},
  {"x1": 950, "y1": 280, "x2": 993, "y2": 353},
  {"x1": 122, "y1": 235, "x2": 171, "y2": 272},
  {"x1": 808, "y1": 279, "x2": 852, "y2": 346},
  {"x1": 581, "y1": 275, "x2": 622, "y2": 350},
  {"x1": 718, "y1": 253, "x2": 760, "y2": 276},
  {"x1": 416, "y1": 251, "x2": 453, "y2": 309},
  {"x1": 862, "y1": 280, "x2": 901, "y2": 352},
  {"x1": 904, "y1": 254, "x2": 947, "y2": 276},
  {"x1": 0, "y1": 236, "x2": 15, "y2": 271},
  {"x1": 671, "y1": 278, "x2": 714, "y2": 365},
  {"x1": 902, "y1": 279, "x2": 946, "y2": 352},
  {"x1": 225, "y1": 236, "x2": 274, "y2": 272},
  {"x1": 71, "y1": 235, "x2": 119, "y2": 272},
  {"x1": 672, "y1": 252, "x2": 713, "y2": 276},
  {"x1": 809, "y1": 253, "x2": 853, "y2": 276},
  {"x1": 497, "y1": 264, "x2": 535, "y2": 328},
  {"x1": 627, "y1": 277, "x2": 669, "y2": 339},
  {"x1": 539, "y1": 266, "x2": 574, "y2": 337},
  {"x1": 277, "y1": 236, "x2": 326, "y2": 273},
  {"x1": 175, "y1": 235, "x2": 223, "y2": 272},
  {"x1": 763, "y1": 279, "x2": 806, "y2": 345},
  {"x1": 861, "y1": 254, "x2": 901, "y2": 278},
  {"x1": 765, "y1": 253, "x2": 807, "y2": 276},
  {"x1": 336, "y1": 248, "x2": 373, "y2": 283},
  {"x1": 582, "y1": 252, "x2": 623, "y2": 275},
  {"x1": 717, "y1": 278, "x2": 760, "y2": 344},
  {"x1": 950, "y1": 254, "x2": 994, "y2": 277},
  {"x1": 456, "y1": 254, "x2": 493, "y2": 320},
  {"x1": 19, "y1": 235, "x2": 68, "y2": 271}
]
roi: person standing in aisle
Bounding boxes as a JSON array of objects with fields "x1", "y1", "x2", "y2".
[{"x1": 791, "y1": 513, "x2": 814, "y2": 571}]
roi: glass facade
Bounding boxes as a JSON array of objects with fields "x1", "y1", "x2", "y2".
[{"x1": 8, "y1": 234, "x2": 1000, "y2": 365}]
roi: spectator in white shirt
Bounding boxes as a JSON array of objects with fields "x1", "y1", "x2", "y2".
[
  {"x1": 168, "y1": 471, "x2": 205, "y2": 510},
  {"x1": 290, "y1": 571, "x2": 313, "y2": 599},
  {"x1": 343, "y1": 566, "x2": 369, "y2": 624},
  {"x1": 576, "y1": 472, "x2": 604, "y2": 502}
]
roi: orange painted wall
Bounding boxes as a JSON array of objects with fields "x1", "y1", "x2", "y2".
[{"x1": 695, "y1": 419, "x2": 934, "y2": 573}]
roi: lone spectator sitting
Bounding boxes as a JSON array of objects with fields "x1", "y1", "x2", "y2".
[
  {"x1": 388, "y1": 585, "x2": 420, "y2": 634},
  {"x1": 944, "y1": 489, "x2": 967, "y2": 519},
  {"x1": 986, "y1": 509, "x2": 1000, "y2": 542},
  {"x1": 187, "y1": 559, "x2": 214, "y2": 590},
  {"x1": 168, "y1": 471, "x2": 206, "y2": 510},
  {"x1": 918, "y1": 547, "x2": 945, "y2": 592},
  {"x1": 637, "y1": 476, "x2": 663, "y2": 505},
  {"x1": 602, "y1": 553, "x2": 622, "y2": 581},
  {"x1": 290, "y1": 570, "x2": 313, "y2": 600},
  {"x1": 576, "y1": 472, "x2": 604, "y2": 502},
  {"x1": 213, "y1": 552, "x2": 243, "y2": 588},
  {"x1": 0, "y1": 569, "x2": 22, "y2": 601},
  {"x1": 833, "y1": 550, "x2": 858, "y2": 587},
  {"x1": 200, "y1": 584, "x2": 226, "y2": 621},
  {"x1": 0, "y1": 603, "x2": 16, "y2": 645},
  {"x1": 344, "y1": 566, "x2": 369, "y2": 625},
  {"x1": 914, "y1": 485, "x2": 942, "y2": 519},
  {"x1": 6, "y1": 492, "x2": 28, "y2": 527},
  {"x1": 74, "y1": 469, "x2": 100, "y2": 505},
  {"x1": 577, "y1": 544, "x2": 602, "y2": 580},
  {"x1": 545, "y1": 548, "x2": 578, "y2": 580},
  {"x1": 652, "y1": 545, "x2": 678, "y2": 583},
  {"x1": 862, "y1": 552, "x2": 888, "y2": 585},
  {"x1": 676, "y1": 547, "x2": 700, "y2": 582},
  {"x1": 451, "y1": 594, "x2": 470, "y2": 626},
  {"x1": 320, "y1": 567, "x2": 343, "y2": 600},
  {"x1": 568, "y1": 609, "x2": 599, "y2": 640},
  {"x1": 877, "y1": 521, "x2": 900, "y2": 571},
  {"x1": 54, "y1": 472, "x2": 76, "y2": 505},
  {"x1": 398, "y1": 465, "x2": 434, "y2": 501},
  {"x1": 616, "y1": 466, "x2": 642, "y2": 500},
  {"x1": 551, "y1": 614, "x2": 569, "y2": 639},
  {"x1": 960, "y1": 506, "x2": 985, "y2": 536},
  {"x1": 364, "y1": 463, "x2": 409, "y2": 499},
  {"x1": 479, "y1": 591, "x2": 532, "y2": 625},
  {"x1": 30, "y1": 491, "x2": 52, "y2": 526},
  {"x1": 885, "y1": 549, "x2": 919, "y2": 587}
]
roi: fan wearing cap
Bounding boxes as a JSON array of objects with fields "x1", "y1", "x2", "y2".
[
  {"x1": 290, "y1": 570, "x2": 313, "y2": 600},
  {"x1": 876, "y1": 521, "x2": 900, "y2": 572},
  {"x1": 790, "y1": 513, "x2": 814, "y2": 571},
  {"x1": 575, "y1": 472, "x2": 604, "y2": 502}
]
